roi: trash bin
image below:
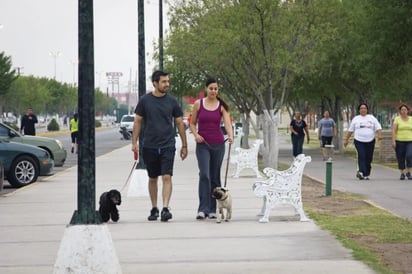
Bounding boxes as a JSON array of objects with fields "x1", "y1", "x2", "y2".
[{"x1": 0, "y1": 160, "x2": 4, "y2": 193}]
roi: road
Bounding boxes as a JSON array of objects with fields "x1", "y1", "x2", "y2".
[{"x1": 1, "y1": 127, "x2": 130, "y2": 194}]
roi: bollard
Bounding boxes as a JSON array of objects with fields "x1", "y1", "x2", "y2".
[{"x1": 325, "y1": 160, "x2": 332, "y2": 196}]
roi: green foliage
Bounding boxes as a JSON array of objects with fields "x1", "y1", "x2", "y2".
[
  {"x1": 3, "y1": 121, "x2": 19, "y2": 131},
  {"x1": 165, "y1": 0, "x2": 412, "y2": 118},
  {"x1": 47, "y1": 118, "x2": 60, "y2": 131},
  {"x1": 95, "y1": 119, "x2": 102, "y2": 128},
  {"x1": 0, "y1": 51, "x2": 18, "y2": 96}
]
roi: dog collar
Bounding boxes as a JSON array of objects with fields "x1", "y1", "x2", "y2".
[{"x1": 220, "y1": 195, "x2": 229, "y2": 201}]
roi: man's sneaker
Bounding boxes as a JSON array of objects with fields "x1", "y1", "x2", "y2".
[
  {"x1": 400, "y1": 173, "x2": 406, "y2": 180},
  {"x1": 356, "y1": 171, "x2": 364, "y2": 180},
  {"x1": 406, "y1": 172, "x2": 412, "y2": 180},
  {"x1": 148, "y1": 207, "x2": 159, "y2": 221},
  {"x1": 161, "y1": 207, "x2": 172, "y2": 222},
  {"x1": 364, "y1": 176, "x2": 370, "y2": 180}
]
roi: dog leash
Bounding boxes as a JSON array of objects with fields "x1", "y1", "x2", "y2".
[
  {"x1": 120, "y1": 152, "x2": 138, "y2": 193},
  {"x1": 224, "y1": 142, "x2": 231, "y2": 188}
]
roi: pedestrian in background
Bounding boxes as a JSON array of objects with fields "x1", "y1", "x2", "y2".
[
  {"x1": 20, "y1": 107, "x2": 38, "y2": 136},
  {"x1": 290, "y1": 111, "x2": 310, "y2": 157},
  {"x1": 318, "y1": 110, "x2": 337, "y2": 161},
  {"x1": 344, "y1": 103, "x2": 382, "y2": 180},
  {"x1": 391, "y1": 103, "x2": 412, "y2": 180},
  {"x1": 69, "y1": 113, "x2": 79, "y2": 154},
  {"x1": 189, "y1": 77, "x2": 233, "y2": 220},
  {"x1": 132, "y1": 70, "x2": 188, "y2": 222}
]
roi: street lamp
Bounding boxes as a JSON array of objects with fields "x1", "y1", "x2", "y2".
[
  {"x1": 14, "y1": 66, "x2": 24, "y2": 75},
  {"x1": 68, "y1": 59, "x2": 78, "y2": 86},
  {"x1": 49, "y1": 51, "x2": 62, "y2": 80}
]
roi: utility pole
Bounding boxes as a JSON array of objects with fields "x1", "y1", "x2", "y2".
[
  {"x1": 70, "y1": 0, "x2": 100, "y2": 225},
  {"x1": 49, "y1": 51, "x2": 61, "y2": 80},
  {"x1": 159, "y1": 0, "x2": 163, "y2": 70},
  {"x1": 137, "y1": 0, "x2": 146, "y2": 169},
  {"x1": 54, "y1": 2, "x2": 121, "y2": 272}
]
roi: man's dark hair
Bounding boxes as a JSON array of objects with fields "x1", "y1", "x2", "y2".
[{"x1": 151, "y1": 70, "x2": 169, "y2": 83}]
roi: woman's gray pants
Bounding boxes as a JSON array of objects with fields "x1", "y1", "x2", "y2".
[{"x1": 195, "y1": 143, "x2": 225, "y2": 215}]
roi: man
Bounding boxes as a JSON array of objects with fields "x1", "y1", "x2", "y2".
[
  {"x1": 132, "y1": 70, "x2": 188, "y2": 222},
  {"x1": 20, "y1": 107, "x2": 38, "y2": 136},
  {"x1": 318, "y1": 110, "x2": 337, "y2": 160}
]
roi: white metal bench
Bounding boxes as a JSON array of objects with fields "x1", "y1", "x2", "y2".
[
  {"x1": 253, "y1": 154, "x2": 311, "y2": 222},
  {"x1": 230, "y1": 139, "x2": 263, "y2": 178},
  {"x1": 233, "y1": 127, "x2": 244, "y2": 149}
]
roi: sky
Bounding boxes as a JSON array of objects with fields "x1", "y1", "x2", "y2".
[{"x1": 0, "y1": 0, "x2": 169, "y2": 93}]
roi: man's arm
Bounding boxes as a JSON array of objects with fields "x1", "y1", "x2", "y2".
[
  {"x1": 20, "y1": 116, "x2": 25, "y2": 132},
  {"x1": 131, "y1": 115, "x2": 143, "y2": 153},
  {"x1": 175, "y1": 116, "x2": 188, "y2": 160}
]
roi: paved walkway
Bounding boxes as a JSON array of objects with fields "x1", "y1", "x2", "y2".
[
  {"x1": 0, "y1": 135, "x2": 380, "y2": 273},
  {"x1": 277, "y1": 133, "x2": 412, "y2": 221}
]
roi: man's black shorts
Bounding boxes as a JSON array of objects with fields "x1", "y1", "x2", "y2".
[{"x1": 142, "y1": 147, "x2": 176, "y2": 178}]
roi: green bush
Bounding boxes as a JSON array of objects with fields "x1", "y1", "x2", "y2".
[
  {"x1": 4, "y1": 121, "x2": 19, "y2": 131},
  {"x1": 95, "y1": 119, "x2": 102, "y2": 128},
  {"x1": 47, "y1": 118, "x2": 60, "y2": 131}
]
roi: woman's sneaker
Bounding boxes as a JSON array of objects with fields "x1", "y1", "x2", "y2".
[
  {"x1": 161, "y1": 207, "x2": 172, "y2": 222},
  {"x1": 148, "y1": 207, "x2": 159, "y2": 221},
  {"x1": 400, "y1": 173, "x2": 406, "y2": 180},
  {"x1": 196, "y1": 212, "x2": 206, "y2": 220},
  {"x1": 406, "y1": 172, "x2": 412, "y2": 180},
  {"x1": 356, "y1": 171, "x2": 364, "y2": 180}
]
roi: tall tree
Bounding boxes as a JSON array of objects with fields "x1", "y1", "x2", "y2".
[{"x1": 0, "y1": 51, "x2": 18, "y2": 118}]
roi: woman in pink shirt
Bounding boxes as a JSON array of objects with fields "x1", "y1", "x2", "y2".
[{"x1": 189, "y1": 78, "x2": 233, "y2": 220}]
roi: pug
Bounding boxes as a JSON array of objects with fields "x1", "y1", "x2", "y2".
[{"x1": 212, "y1": 187, "x2": 232, "y2": 223}]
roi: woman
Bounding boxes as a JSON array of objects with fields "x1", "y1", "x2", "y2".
[
  {"x1": 318, "y1": 110, "x2": 337, "y2": 161},
  {"x1": 69, "y1": 113, "x2": 79, "y2": 154},
  {"x1": 290, "y1": 112, "x2": 310, "y2": 157},
  {"x1": 344, "y1": 103, "x2": 382, "y2": 180},
  {"x1": 391, "y1": 103, "x2": 412, "y2": 180},
  {"x1": 189, "y1": 78, "x2": 233, "y2": 220}
]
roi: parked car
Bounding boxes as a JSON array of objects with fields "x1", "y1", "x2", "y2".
[
  {"x1": 0, "y1": 122, "x2": 67, "y2": 166},
  {"x1": 0, "y1": 139, "x2": 54, "y2": 188},
  {"x1": 120, "y1": 114, "x2": 135, "y2": 133}
]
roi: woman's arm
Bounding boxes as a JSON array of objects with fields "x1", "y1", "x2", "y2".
[
  {"x1": 189, "y1": 100, "x2": 204, "y2": 143},
  {"x1": 222, "y1": 107, "x2": 233, "y2": 144},
  {"x1": 391, "y1": 122, "x2": 398, "y2": 149}
]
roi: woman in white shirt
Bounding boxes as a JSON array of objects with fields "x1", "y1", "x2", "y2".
[{"x1": 344, "y1": 103, "x2": 382, "y2": 180}]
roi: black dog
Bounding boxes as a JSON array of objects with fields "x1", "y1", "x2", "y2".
[{"x1": 99, "y1": 189, "x2": 122, "y2": 222}]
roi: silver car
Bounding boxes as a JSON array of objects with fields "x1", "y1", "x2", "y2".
[
  {"x1": 0, "y1": 139, "x2": 54, "y2": 188},
  {"x1": 0, "y1": 122, "x2": 67, "y2": 166}
]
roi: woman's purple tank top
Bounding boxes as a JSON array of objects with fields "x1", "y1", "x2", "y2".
[{"x1": 198, "y1": 99, "x2": 224, "y2": 144}]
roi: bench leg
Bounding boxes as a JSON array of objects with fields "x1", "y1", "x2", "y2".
[
  {"x1": 259, "y1": 197, "x2": 270, "y2": 223},
  {"x1": 257, "y1": 196, "x2": 266, "y2": 216},
  {"x1": 232, "y1": 165, "x2": 240, "y2": 178},
  {"x1": 253, "y1": 167, "x2": 262, "y2": 178},
  {"x1": 294, "y1": 202, "x2": 310, "y2": 222}
]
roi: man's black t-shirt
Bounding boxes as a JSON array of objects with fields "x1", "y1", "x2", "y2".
[{"x1": 135, "y1": 92, "x2": 183, "y2": 148}]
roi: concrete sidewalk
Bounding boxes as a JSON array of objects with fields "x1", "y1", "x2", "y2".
[{"x1": 0, "y1": 137, "x2": 375, "y2": 273}]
